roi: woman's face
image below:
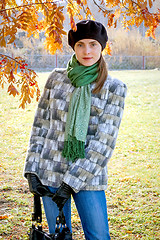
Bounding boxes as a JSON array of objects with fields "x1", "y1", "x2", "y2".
[{"x1": 74, "y1": 39, "x2": 102, "y2": 66}]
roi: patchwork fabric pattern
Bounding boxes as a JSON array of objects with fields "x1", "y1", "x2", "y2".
[{"x1": 24, "y1": 69, "x2": 127, "y2": 192}]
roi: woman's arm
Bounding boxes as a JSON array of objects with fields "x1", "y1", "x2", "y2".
[
  {"x1": 63, "y1": 80, "x2": 127, "y2": 192},
  {"x1": 24, "y1": 77, "x2": 51, "y2": 177}
]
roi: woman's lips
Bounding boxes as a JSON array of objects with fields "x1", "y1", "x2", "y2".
[{"x1": 83, "y1": 57, "x2": 92, "y2": 60}]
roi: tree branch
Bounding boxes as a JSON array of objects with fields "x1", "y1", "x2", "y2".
[
  {"x1": 92, "y1": 0, "x2": 112, "y2": 13},
  {"x1": 131, "y1": 0, "x2": 143, "y2": 9},
  {"x1": 0, "y1": 53, "x2": 31, "y2": 71},
  {"x1": 121, "y1": 0, "x2": 144, "y2": 13}
]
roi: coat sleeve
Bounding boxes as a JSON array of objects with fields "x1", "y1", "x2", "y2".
[
  {"x1": 23, "y1": 77, "x2": 51, "y2": 178},
  {"x1": 63, "y1": 81, "x2": 127, "y2": 192}
]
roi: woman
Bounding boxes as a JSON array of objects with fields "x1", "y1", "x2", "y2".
[{"x1": 24, "y1": 20, "x2": 127, "y2": 240}]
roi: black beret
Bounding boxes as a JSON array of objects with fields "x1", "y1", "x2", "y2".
[{"x1": 68, "y1": 20, "x2": 108, "y2": 50}]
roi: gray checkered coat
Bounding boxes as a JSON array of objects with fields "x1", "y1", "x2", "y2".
[{"x1": 24, "y1": 69, "x2": 127, "y2": 192}]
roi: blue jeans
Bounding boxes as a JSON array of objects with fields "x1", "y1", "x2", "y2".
[{"x1": 42, "y1": 187, "x2": 111, "y2": 240}]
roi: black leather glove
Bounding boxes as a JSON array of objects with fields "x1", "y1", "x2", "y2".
[
  {"x1": 26, "y1": 173, "x2": 52, "y2": 197},
  {"x1": 52, "y1": 182, "x2": 74, "y2": 210}
]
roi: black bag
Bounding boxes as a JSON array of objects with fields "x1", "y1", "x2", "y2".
[
  {"x1": 29, "y1": 224, "x2": 54, "y2": 240},
  {"x1": 28, "y1": 195, "x2": 73, "y2": 240}
]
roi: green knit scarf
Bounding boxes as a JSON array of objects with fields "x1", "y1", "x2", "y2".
[{"x1": 62, "y1": 54, "x2": 98, "y2": 161}]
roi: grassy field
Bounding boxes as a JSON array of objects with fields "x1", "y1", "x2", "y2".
[{"x1": 0, "y1": 70, "x2": 160, "y2": 240}]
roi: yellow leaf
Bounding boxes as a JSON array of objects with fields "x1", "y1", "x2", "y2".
[{"x1": 114, "y1": 9, "x2": 121, "y2": 20}]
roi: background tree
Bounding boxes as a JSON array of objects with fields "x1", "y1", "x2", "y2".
[{"x1": 0, "y1": 0, "x2": 160, "y2": 108}]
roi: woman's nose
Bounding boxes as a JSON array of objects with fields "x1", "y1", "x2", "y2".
[{"x1": 84, "y1": 45, "x2": 91, "y2": 54}]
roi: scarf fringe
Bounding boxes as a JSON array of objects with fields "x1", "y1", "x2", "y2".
[{"x1": 62, "y1": 135, "x2": 85, "y2": 161}]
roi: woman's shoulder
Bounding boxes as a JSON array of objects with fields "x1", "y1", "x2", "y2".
[
  {"x1": 49, "y1": 68, "x2": 67, "y2": 79},
  {"x1": 100, "y1": 75, "x2": 127, "y2": 93},
  {"x1": 97, "y1": 74, "x2": 127, "y2": 100},
  {"x1": 45, "y1": 68, "x2": 68, "y2": 89},
  {"x1": 103, "y1": 74, "x2": 127, "y2": 93}
]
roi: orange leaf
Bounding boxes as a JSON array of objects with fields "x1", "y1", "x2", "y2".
[
  {"x1": 102, "y1": 42, "x2": 112, "y2": 56},
  {"x1": 0, "y1": 215, "x2": 9, "y2": 220},
  {"x1": 70, "y1": 17, "x2": 77, "y2": 31},
  {"x1": 8, "y1": 83, "x2": 19, "y2": 97},
  {"x1": 0, "y1": 37, "x2": 6, "y2": 47},
  {"x1": 140, "y1": 1, "x2": 147, "y2": 10},
  {"x1": 148, "y1": 0, "x2": 153, "y2": 8},
  {"x1": 29, "y1": 87, "x2": 35, "y2": 98}
]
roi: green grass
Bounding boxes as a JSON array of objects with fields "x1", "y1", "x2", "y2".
[{"x1": 0, "y1": 70, "x2": 160, "y2": 239}]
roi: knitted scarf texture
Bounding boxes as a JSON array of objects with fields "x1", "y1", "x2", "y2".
[{"x1": 62, "y1": 54, "x2": 98, "y2": 161}]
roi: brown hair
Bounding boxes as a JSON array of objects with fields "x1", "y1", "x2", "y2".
[{"x1": 92, "y1": 55, "x2": 108, "y2": 94}]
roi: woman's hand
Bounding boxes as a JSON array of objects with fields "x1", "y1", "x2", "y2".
[
  {"x1": 52, "y1": 182, "x2": 74, "y2": 210},
  {"x1": 26, "y1": 173, "x2": 52, "y2": 197}
]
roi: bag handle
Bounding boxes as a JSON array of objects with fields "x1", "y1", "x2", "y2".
[
  {"x1": 31, "y1": 195, "x2": 72, "y2": 239},
  {"x1": 32, "y1": 195, "x2": 67, "y2": 225},
  {"x1": 32, "y1": 195, "x2": 42, "y2": 223}
]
